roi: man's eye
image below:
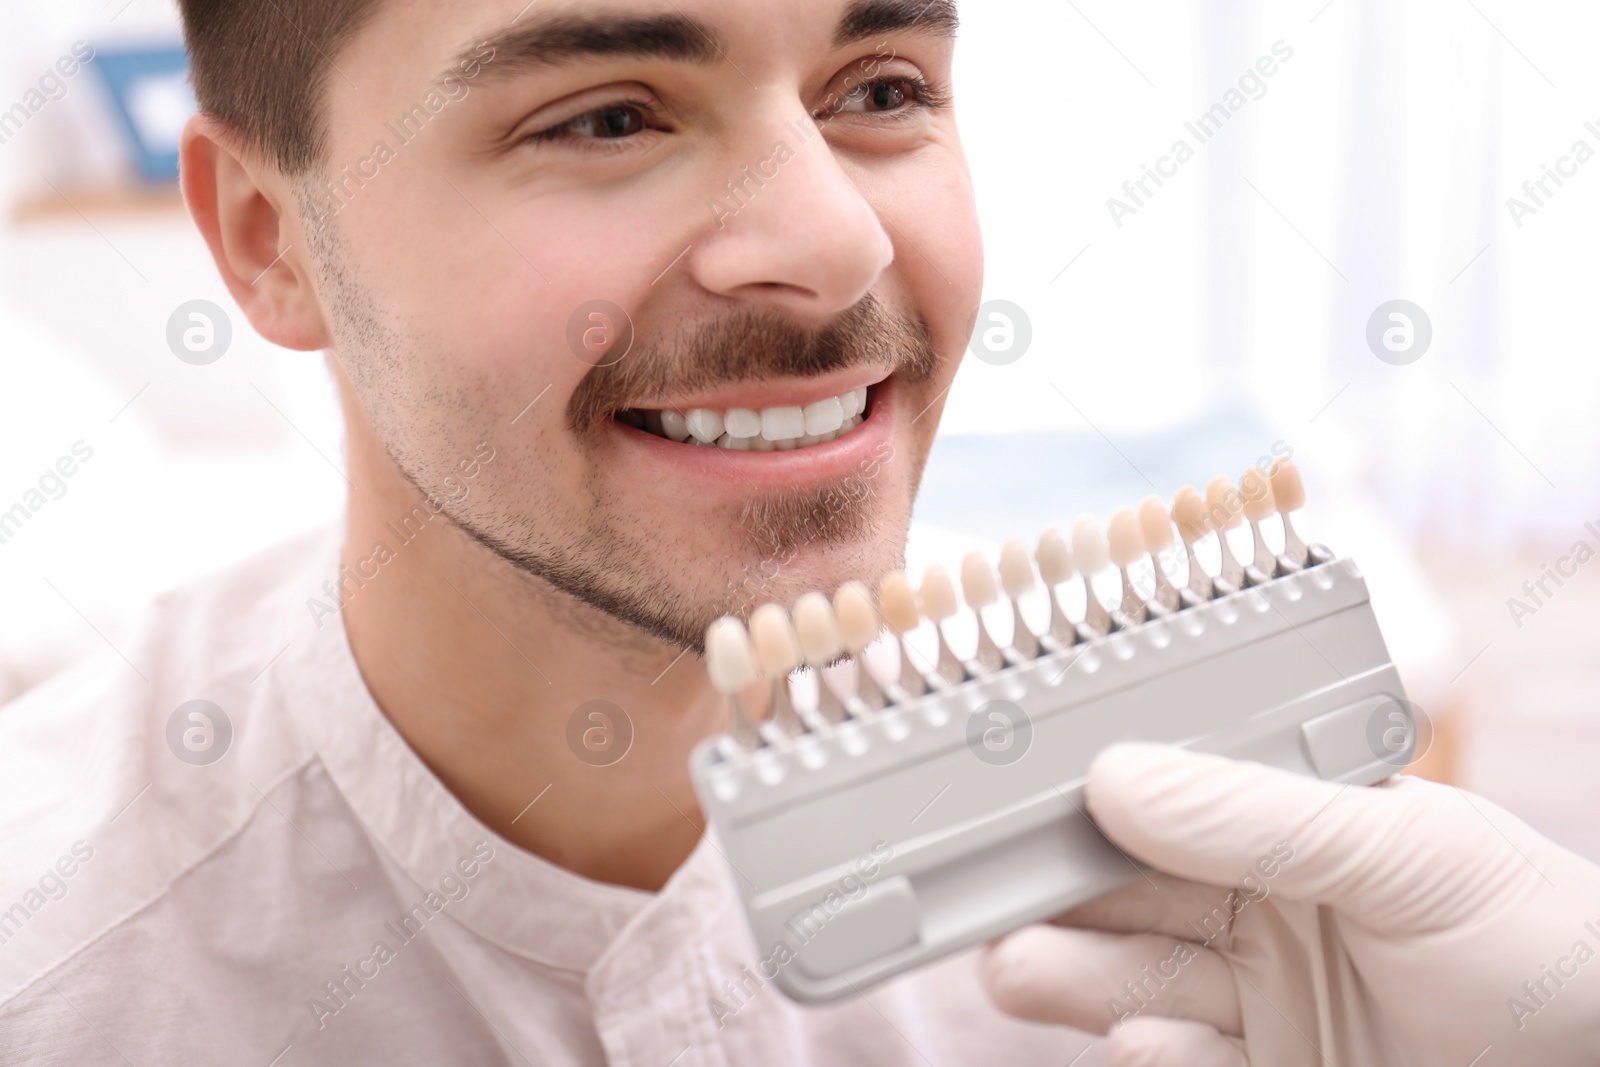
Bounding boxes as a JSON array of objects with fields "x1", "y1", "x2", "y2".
[
  {"x1": 830, "y1": 77, "x2": 927, "y2": 116},
  {"x1": 527, "y1": 102, "x2": 654, "y2": 144}
]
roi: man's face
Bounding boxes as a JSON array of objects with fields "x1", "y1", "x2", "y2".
[{"x1": 299, "y1": 0, "x2": 981, "y2": 648}]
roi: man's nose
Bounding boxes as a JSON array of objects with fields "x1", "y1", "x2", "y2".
[{"x1": 687, "y1": 119, "x2": 895, "y2": 322}]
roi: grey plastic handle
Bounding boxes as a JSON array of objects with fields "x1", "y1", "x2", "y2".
[{"x1": 691, "y1": 558, "x2": 1414, "y2": 1003}]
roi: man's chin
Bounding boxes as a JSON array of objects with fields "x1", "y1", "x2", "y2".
[
  {"x1": 716, "y1": 511, "x2": 909, "y2": 620},
  {"x1": 732, "y1": 476, "x2": 891, "y2": 554},
  {"x1": 601, "y1": 500, "x2": 910, "y2": 655}
]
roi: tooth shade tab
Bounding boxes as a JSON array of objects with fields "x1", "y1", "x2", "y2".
[
  {"x1": 960, "y1": 552, "x2": 999, "y2": 609},
  {"x1": 1138, "y1": 495, "x2": 1175, "y2": 550},
  {"x1": 1171, "y1": 485, "x2": 1207, "y2": 540},
  {"x1": 792, "y1": 592, "x2": 844, "y2": 665},
  {"x1": 1071, "y1": 516, "x2": 1111, "y2": 572},
  {"x1": 1036, "y1": 527, "x2": 1074, "y2": 585},
  {"x1": 1270, "y1": 457, "x2": 1306, "y2": 512},
  {"x1": 1240, "y1": 466, "x2": 1276, "y2": 522},
  {"x1": 1107, "y1": 507, "x2": 1145, "y2": 568},
  {"x1": 879, "y1": 571, "x2": 921, "y2": 635},
  {"x1": 749, "y1": 603, "x2": 802, "y2": 675},
  {"x1": 1206, "y1": 476, "x2": 1243, "y2": 531},
  {"x1": 998, "y1": 540, "x2": 1036, "y2": 598},
  {"x1": 705, "y1": 616, "x2": 759, "y2": 694},
  {"x1": 919, "y1": 564, "x2": 959, "y2": 621},
  {"x1": 833, "y1": 581, "x2": 880, "y2": 652}
]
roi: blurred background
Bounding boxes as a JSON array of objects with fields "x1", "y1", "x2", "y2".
[{"x1": 1, "y1": 0, "x2": 1596, "y2": 862}]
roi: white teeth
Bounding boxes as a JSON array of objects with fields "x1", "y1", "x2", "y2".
[
  {"x1": 660, "y1": 409, "x2": 691, "y2": 442},
  {"x1": 685, "y1": 408, "x2": 724, "y2": 442},
  {"x1": 761, "y1": 406, "x2": 806, "y2": 441},
  {"x1": 628, "y1": 384, "x2": 874, "y2": 449},
  {"x1": 803, "y1": 396, "x2": 845, "y2": 435},
  {"x1": 725, "y1": 408, "x2": 762, "y2": 437}
]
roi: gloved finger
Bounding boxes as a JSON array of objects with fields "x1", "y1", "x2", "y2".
[
  {"x1": 979, "y1": 923, "x2": 1241, "y2": 1036},
  {"x1": 1106, "y1": 1017, "x2": 1249, "y2": 1067},
  {"x1": 1083, "y1": 742, "x2": 1551, "y2": 933},
  {"x1": 1053, "y1": 871, "x2": 1242, "y2": 948}
]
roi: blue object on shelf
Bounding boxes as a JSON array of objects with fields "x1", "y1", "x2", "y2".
[{"x1": 90, "y1": 43, "x2": 195, "y2": 182}]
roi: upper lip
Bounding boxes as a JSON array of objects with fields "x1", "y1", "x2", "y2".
[{"x1": 616, "y1": 367, "x2": 892, "y2": 415}]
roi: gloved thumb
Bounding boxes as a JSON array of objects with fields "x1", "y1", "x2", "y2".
[
  {"x1": 1083, "y1": 742, "x2": 1555, "y2": 934},
  {"x1": 1107, "y1": 1018, "x2": 1248, "y2": 1067}
]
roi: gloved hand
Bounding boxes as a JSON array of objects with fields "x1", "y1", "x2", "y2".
[{"x1": 978, "y1": 742, "x2": 1600, "y2": 1066}]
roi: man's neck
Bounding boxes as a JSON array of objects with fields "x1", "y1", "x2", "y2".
[{"x1": 336, "y1": 420, "x2": 721, "y2": 893}]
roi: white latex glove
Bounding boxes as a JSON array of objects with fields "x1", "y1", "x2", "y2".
[{"x1": 979, "y1": 742, "x2": 1600, "y2": 1066}]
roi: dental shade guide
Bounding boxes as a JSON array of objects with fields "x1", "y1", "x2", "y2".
[
  {"x1": 1270, "y1": 457, "x2": 1332, "y2": 568},
  {"x1": 997, "y1": 540, "x2": 1041, "y2": 661},
  {"x1": 879, "y1": 571, "x2": 938, "y2": 698},
  {"x1": 918, "y1": 564, "x2": 970, "y2": 688},
  {"x1": 1071, "y1": 516, "x2": 1116, "y2": 636},
  {"x1": 1107, "y1": 506, "x2": 1151, "y2": 624},
  {"x1": 748, "y1": 604, "x2": 814, "y2": 741},
  {"x1": 1171, "y1": 485, "x2": 1214, "y2": 606},
  {"x1": 1139, "y1": 494, "x2": 1183, "y2": 613},
  {"x1": 959, "y1": 552, "x2": 1010, "y2": 673},
  {"x1": 1239, "y1": 465, "x2": 1279, "y2": 581},
  {"x1": 833, "y1": 581, "x2": 890, "y2": 713},
  {"x1": 695, "y1": 469, "x2": 1412, "y2": 1003},
  {"x1": 703, "y1": 617, "x2": 763, "y2": 755},
  {"x1": 792, "y1": 592, "x2": 853, "y2": 724},
  {"x1": 1034, "y1": 527, "x2": 1078, "y2": 652},
  {"x1": 1205, "y1": 475, "x2": 1249, "y2": 592}
]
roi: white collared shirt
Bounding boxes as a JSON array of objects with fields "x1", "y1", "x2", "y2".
[{"x1": 0, "y1": 525, "x2": 1099, "y2": 1065}]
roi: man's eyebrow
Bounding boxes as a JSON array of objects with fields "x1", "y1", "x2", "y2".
[
  {"x1": 834, "y1": 0, "x2": 960, "y2": 46},
  {"x1": 440, "y1": 13, "x2": 724, "y2": 85}
]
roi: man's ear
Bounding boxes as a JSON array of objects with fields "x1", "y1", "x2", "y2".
[{"x1": 179, "y1": 112, "x2": 333, "y2": 352}]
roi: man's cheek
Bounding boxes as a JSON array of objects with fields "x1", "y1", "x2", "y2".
[{"x1": 880, "y1": 166, "x2": 982, "y2": 347}]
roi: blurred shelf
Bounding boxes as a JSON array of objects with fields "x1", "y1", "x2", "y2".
[{"x1": 11, "y1": 181, "x2": 184, "y2": 224}]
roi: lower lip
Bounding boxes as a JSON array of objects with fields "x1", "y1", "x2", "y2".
[{"x1": 606, "y1": 377, "x2": 896, "y2": 490}]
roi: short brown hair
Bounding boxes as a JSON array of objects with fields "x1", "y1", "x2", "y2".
[{"x1": 177, "y1": 0, "x2": 382, "y2": 174}]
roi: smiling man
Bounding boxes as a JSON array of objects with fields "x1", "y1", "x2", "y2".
[{"x1": 0, "y1": 0, "x2": 1084, "y2": 1063}]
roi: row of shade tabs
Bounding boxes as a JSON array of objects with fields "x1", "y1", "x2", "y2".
[{"x1": 703, "y1": 457, "x2": 1330, "y2": 752}]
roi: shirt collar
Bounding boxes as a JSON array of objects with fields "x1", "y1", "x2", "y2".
[{"x1": 275, "y1": 524, "x2": 729, "y2": 972}]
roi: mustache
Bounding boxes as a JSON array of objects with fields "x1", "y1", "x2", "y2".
[{"x1": 567, "y1": 294, "x2": 940, "y2": 435}]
